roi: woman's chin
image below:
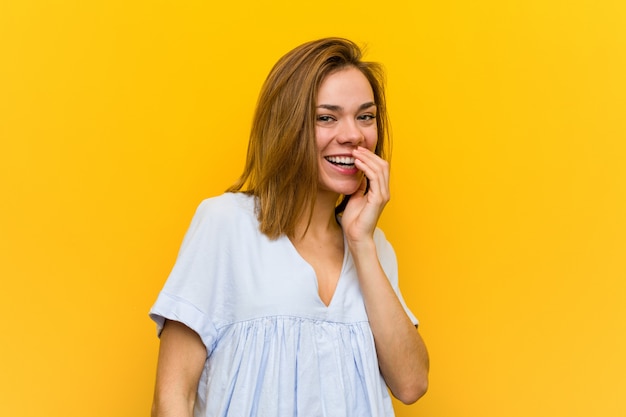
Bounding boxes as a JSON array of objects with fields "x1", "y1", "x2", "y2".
[{"x1": 318, "y1": 174, "x2": 365, "y2": 197}]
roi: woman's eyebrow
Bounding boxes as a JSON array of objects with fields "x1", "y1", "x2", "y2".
[
  {"x1": 317, "y1": 104, "x2": 342, "y2": 111},
  {"x1": 359, "y1": 102, "x2": 377, "y2": 111},
  {"x1": 316, "y1": 102, "x2": 377, "y2": 111}
]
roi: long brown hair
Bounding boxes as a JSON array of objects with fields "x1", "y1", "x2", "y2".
[{"x1": 227, "y1": 37, "x2": 390, "y2": 239}]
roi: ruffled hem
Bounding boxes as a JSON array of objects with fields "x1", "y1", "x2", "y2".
[{"x1": 196, "y1": 316, "x2": 394, "y2": 417}]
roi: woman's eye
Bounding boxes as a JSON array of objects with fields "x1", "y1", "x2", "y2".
[
  {"x1": 358, "y1": 114, "x2": 376, "y2": 122},
  {"x1": 317, "y1": 115, "x2": 335, "y2": 122}
]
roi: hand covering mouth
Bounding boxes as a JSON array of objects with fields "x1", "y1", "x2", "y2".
[{"x1": 325, "y1": 156, "x2": 356, "y2": 168}]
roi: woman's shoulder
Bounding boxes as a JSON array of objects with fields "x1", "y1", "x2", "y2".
[
  {"x1": 177, "y1": 192, "x2": 260, "y2": 252},
  {"x1": 194, "y1": 192, "x2": 256, "y2": 221},
  {"x1": 372, "y1": 227, "x2": 398, "y2": 265},
  {"x1": 372, "y1": 227, "x2": 391, "y2": 247},
  {"x1": 181, "y1": 192, "x2": 259, "y2": 241}
]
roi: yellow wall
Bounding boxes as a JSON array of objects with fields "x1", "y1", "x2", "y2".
[{"x1": 1, "y1": 1, "x2": 625, "y2": 416}]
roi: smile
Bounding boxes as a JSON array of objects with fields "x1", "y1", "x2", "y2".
[{"x1": 325, "y1": 156, "x2": 355, "y2": 168}]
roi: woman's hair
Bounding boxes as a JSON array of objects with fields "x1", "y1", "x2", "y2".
[{"x1": 227, "y1": 37, "x2": 391, "y2": 239}]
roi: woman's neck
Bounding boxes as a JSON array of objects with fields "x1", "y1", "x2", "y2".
[{"x1": 292, "y1": 190, "x2": 342, "y2": 242}]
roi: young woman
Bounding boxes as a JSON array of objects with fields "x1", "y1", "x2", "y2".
[{"x1": 150, "y1": 37, "x2": 429, "y2": 417}]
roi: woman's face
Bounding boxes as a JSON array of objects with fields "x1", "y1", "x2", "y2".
[{"x1": 315, "y1": 66, "x2": 378, "y2": 197}]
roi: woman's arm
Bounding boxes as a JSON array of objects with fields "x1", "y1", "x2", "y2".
[
  {"x1": 348, "y1": 239, "x2": 429, "y2": 404},
  {"x1": 344, "y1": 147, "x2": 430, "y2": 404},
  {"x1": 152, "y1": 320, "x2": 207, "y2": 417}
]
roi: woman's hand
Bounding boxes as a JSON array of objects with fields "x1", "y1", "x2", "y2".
[{"x1": 342, "y1": 146, "x2": 390, "y2": 244}]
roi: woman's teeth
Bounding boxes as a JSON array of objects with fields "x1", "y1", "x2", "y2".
[{"x1": 325, "y1": 156, "x2": 355, "y2": 167}]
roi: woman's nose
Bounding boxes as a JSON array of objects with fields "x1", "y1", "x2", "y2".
[{"x1": 336, "y1": 120, "x2": 364, "y2": 146}]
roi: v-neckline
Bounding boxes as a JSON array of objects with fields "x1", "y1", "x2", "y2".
[{"x1": 284, "y1": 232, "x2": 348, "y2": 308}]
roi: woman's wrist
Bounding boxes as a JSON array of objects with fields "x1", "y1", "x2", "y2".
[{"x1": 346, "y1": 237, "x2": 377, "y2": 261}]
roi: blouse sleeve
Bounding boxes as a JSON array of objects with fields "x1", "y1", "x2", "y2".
[
  {"x1": 374, "y1": 229, "x2": 419, "y2": 327},
  {"x1": 149, "y1": 197, "x2": 235, "y2": 353}
]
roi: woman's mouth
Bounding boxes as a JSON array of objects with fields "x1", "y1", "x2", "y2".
[{"x1": 325, "y1": 155, "x2": 356, "y2": 169}]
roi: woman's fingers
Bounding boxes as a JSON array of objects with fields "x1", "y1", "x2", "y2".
[
  {"x1": 353, "y1": 147, "x2": 390, "y2": 203},
  {"x1": 342, "y1": 147, "x2": 391, "y2": 241}
]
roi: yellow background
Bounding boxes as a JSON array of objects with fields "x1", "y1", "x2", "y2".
[{"x1": 1, "y1": 0, "x2": 625, "y2": 416}]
